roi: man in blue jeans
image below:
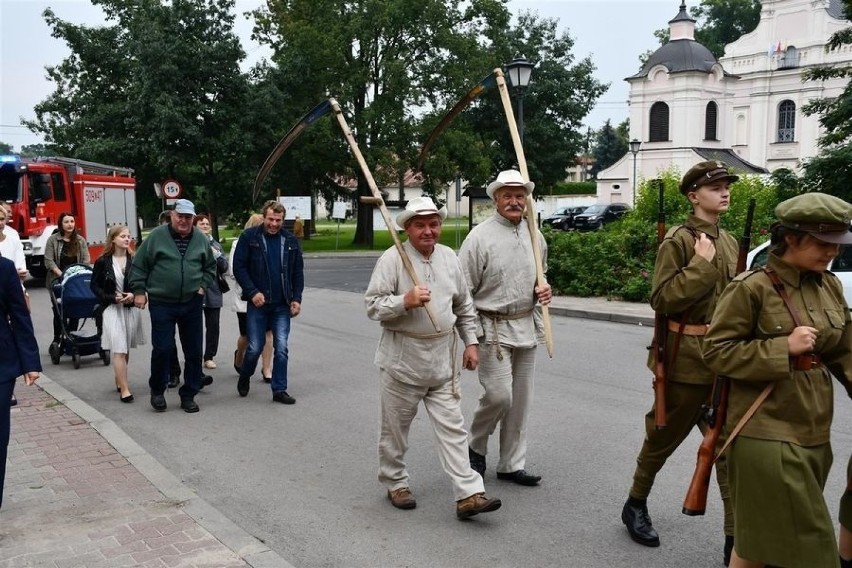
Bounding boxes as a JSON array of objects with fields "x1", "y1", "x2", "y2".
[
  {"x1": 233, "y1": 200, "x2": 304, "y2": 404},
  {"x1": 130, "y1": 199, "x2": 216, "y2": 413}
]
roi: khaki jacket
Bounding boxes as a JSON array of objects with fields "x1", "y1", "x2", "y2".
[
  {"x1": 703, "y1": 253, "x2": 852, "y2": 446},
  {"x1": 646, "y1": 215, "x2": 738, "y2": 384}
]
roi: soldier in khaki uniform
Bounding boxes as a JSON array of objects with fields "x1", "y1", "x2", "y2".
[
  {"x1": 703, "y1": 193, "x2": 852, "y2": 568},
  {"x1": 622, "y1": 162, "x2": 739, "y2": 563}
]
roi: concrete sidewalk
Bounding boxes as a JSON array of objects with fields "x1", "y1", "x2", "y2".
[{"x1": 0, "y1": 295, "x2": 645, "y2": 568}]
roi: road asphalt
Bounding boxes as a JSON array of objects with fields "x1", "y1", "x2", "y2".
[{"x1": 0, "y1": 295, "x2": 649, "y2": 567}]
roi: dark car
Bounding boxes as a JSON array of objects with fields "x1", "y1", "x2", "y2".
[
  {"x1": 573, "y1": 203, "x2": 631, "y2": 231},
  {"x1": 542, "y1": 206, "x2": 588, "y2": 231}
]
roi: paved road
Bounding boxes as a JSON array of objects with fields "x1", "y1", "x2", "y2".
[{"x1": 23, "y1": 256, "x2": 851, "y2": 567}]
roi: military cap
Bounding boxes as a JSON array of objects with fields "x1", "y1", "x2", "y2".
[
  {"x1": 775, "y1": 193, "x2": 852, "y2": 244},
  {"x1": 679, "y1": 161, "x2": 739, "y2": 195}
]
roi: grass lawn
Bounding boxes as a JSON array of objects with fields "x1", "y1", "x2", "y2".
[{"x1": 217, "y1": 218, "x2": 472, "y2": 253}]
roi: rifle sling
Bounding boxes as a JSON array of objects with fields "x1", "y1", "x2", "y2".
[{"x1": 715, "y1": 267, "x2": 806, "y2": 461}]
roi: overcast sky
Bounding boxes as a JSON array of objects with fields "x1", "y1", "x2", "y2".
[{"x1": 0, "y1": 0, "x2": 679, "y2": 151}]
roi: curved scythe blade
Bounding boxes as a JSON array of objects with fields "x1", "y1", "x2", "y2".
[
  {"x1": 253, "y1": 99, "x2": 334, "y2": 203},
  {"x1": 415, "y1": 71, "x2": 498, "y2": 171}
]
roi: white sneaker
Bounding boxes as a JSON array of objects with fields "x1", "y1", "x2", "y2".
[{"x1": 204, "y1": 360, "x2": 217, "y2": 369}]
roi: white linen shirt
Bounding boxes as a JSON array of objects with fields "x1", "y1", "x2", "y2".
[
  {"x1": 366, "y1": 241, "x2": 478, "y2": 387},
  {"x1": 457, "y1": 213, "x2": 548, "y2": 349}
]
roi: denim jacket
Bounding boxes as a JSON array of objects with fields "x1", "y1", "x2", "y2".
[{"x1": 233, "y1": 225, "x2": 304, "y2": 305}]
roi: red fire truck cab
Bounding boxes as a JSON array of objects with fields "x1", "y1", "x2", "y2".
[{"x1": 0, "y1": 155, "x2": 137, "y2": 278}]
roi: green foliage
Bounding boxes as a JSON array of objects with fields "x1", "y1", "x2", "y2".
[
  {"x1": 590, "y1": 119, "x2": 627, "y2": 178},
  {"x1": 802, "y1": 0, "x2": 852, "y2": 201},
  {"x1": 0, "y1": 142, "x2": 12, "y2": 154},
  {"x1": 549, "y1": 181, "x2": 596, "y2": 195},
  {"x1": 545, "y1": 167, "x2": 784, "y2": 302}
]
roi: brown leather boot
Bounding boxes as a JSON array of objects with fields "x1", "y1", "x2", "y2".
[
  {"x1": 456, "y1": 493, "x2": 501, "y2": 519},
  {"x1": 388, "y1": 487, "x2": 416, "y2": 510}
]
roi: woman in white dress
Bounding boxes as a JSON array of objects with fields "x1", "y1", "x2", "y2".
[{"x1": 90, "y1": 225, "x2": 145, "y2": 402}]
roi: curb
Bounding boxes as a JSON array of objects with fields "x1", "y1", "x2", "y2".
[
  {"x1": 34, "y1": 374, "x2": 296, "y2": 568},
  {"x1": 547, "y1": 305, "x2": 654, "y2": 327}
]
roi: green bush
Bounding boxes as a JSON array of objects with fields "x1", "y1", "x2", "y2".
[{"x1": 544, "y1": 167, "x2": 788, "y2": 302}]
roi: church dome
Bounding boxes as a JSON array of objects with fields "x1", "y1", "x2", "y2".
[{"x1": 629, "y1": 38, "x2": 718, "y2": 78}]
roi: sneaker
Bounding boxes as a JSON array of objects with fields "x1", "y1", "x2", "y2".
[
  {"x1": 388, "y1": 487, "x2": 416, "y2": 510},
  {"x1": 272, "y1": 391, "x2": 296, "y2": 404},
  {"x1": 456, "y1": 493, "x2": 501, "y2": 519},
  {"x1": 204, "y1": 359, "x2": 217, "y2": 369}
]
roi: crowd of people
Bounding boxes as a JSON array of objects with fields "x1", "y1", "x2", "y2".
[{"x1": 1, "y1": 166, "x2": 851, "y2": 566}]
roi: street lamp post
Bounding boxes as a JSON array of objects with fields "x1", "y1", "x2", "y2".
[
  {"x1": 505, "y1": 55, "x2": 535, "y2": 144},
  {"x1": 629, "y1": 138, "x2": 641, "y2": 207}
]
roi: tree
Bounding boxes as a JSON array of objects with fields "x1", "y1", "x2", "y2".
[
  {"x1": 801, "y1": 0, "x2": 852, "y2": 201},
  {"x1": 641, "y1": 0, "x2": 761, "y2": 64},
  {"x1": 24, "y1": 0, "x2": 255, "y2": 227},
  {"x1": 0, "y1": 142, "x2": 12, "y2": 155},
  {"x1": 589, "y1": 119, "x2": 627, "y2": 178},
  {"x1": 251, "y1": 2, "x2": 606, "y2": 244}
]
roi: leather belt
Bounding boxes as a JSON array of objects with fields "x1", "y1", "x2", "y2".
[
  {"x1": 791, "y1": 353, "x2": 822, "y2": 371},
  {"x1": 667, "y1": 320, "x2": 709, "y2": 336}
]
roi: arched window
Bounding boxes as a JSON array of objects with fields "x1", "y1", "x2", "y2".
[
  {"x1": 704, "y1": 101, "x2": 718, "y2": 141},
  {"x1": 649, "y1": 102, "x2": 669, "y2": 142},
  {"x1": 777, "y1": 100, "x2": 795, "y2": 142}
]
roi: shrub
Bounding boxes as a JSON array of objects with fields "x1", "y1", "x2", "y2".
[{"x1": 544, "y1": 167, "x2": 788, "y2": 302}]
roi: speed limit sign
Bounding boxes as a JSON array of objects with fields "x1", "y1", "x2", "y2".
[{"x1": 162, "y1": 179, "x2": 183, "y2": 199}]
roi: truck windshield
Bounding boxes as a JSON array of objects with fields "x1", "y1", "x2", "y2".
[{"x1": 0, "y1": 165, "x2": 22, "y2": 203}]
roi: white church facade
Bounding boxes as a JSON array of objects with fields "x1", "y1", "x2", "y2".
[{"x1": 596, "y1": 0, "x2": 850, "y2": 205}]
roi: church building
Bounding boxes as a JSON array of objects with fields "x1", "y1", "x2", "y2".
[{"x1": 596, "y1": 0, "x2": 850, "y2": 205}]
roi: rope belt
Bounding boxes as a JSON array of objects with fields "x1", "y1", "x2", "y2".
[
  {"x1": 790, "y1": 353, "x2": 822, "y2": 371},
  {"x1": 667, "y1": 320, "x2": 709, "y2": 336},
  {"x1": 479, "y1": 308, "x2": 534, "y2": 361},
  {"x1": 387, "y1": 328, "x2": 460, "y2": 398}
]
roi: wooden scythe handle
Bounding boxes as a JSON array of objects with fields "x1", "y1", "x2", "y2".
[
  {"x1": 329, "y1": 99, "x2": 441, "y2": 332},
  {"x1": 494, "y1": 70, "x2": 554, "y2": 358}
]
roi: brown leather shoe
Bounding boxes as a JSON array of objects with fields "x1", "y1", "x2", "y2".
[
  {"x1": 388, "y1": 487, "x2": 416, "y2": 510},
  {"x1": 456, "y1": 492, "x2": 502, "y2": 519}
]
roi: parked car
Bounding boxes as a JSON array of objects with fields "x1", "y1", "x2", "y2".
[
  {"x1": 573, "y1": 203, "x2": 631, "y2": 231},
  {"x1": 747, "y1": 240, "x2": 852, "y2": 308},
  {"x1": 542, "y1": 205, "x2": 588, "y2": 231}
]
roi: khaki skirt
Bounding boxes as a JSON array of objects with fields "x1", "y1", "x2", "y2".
[
  {"x1": 841, "y1": 454, "x2": 852, "y2": 531},
  {"x1": 729, "y1": 437, "x2": 838, "y2": 568}
]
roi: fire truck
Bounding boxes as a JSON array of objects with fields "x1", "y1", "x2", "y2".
[{"x1": 0, "y1": 155, "x2": 137, "y2": 278}]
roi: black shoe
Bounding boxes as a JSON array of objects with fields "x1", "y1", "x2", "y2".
[
  {"x1": 237, "y1": 375, "x2": 250, "y2": 397},
  {"x1": 168, "y1": 375, "x2": 180, "y2": 389},
  {"x1": 180, "y1": 398, "x2": 199, "y2": 413},
  {"x1": 200, "y1": 374, "x2": 213, "y2": 388},
  {"x1": 120, "y1": 394, "x2": 135, "y2": 403},
  {"x1": 262, "y1": 376, "x2": 272, "y2": 384},
  {"x1": 10, "y1": 394, "x2": 17, "y2": 407},
  {"x1": 724, "y1": 535, "x2": 734, "y2": 567},
  {"x1": 496, "y1": 469, "x2": 541, "y2": 486},
  {"x1": 272, "y1": 391, "x2": 296, "y2": 404},
  {"x1": 469, "y1": 447, "x2": 486, "y2": 476},
  {"x1": 621, "y1": 498, "x2": 660, "y2": 547},
  {"x1": 150, "y1": 393, "x2": 167, "y2": 412}
]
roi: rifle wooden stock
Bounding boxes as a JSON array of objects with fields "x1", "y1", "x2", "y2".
[
  {"x1": 682, "y1": 377, "x2": 729, "y2": 515},
  {"x1": 652, "y1": 179, "x2": 667, "y2": 430},
  {"x1": 683, "y1": 201, "x2": 752, "y2": 515}
]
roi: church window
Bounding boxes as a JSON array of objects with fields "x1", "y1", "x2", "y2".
[
  {"x1": 777, "y1": 100, "x2": 795, "y2": 143},
  {"x1": 704, "y1": 102, "x2": 718, "y2": 141},
  {"x1": 649, "y1": 102, "x2": 669, "y2": 142}
]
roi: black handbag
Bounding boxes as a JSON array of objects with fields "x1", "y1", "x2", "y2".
[{"x1": 217, "y1": 273, "x2": 230, "y2": 294}]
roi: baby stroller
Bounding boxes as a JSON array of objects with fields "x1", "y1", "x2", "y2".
[{"x1": 48, "y1": 263, "x2": 109, "y2": 369}]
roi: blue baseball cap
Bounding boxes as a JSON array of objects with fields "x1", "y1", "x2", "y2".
[{"x1": 174, "y1": 199, "x2": 196, "y2": 215}]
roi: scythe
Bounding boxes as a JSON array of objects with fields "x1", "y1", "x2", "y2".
[
  {"x1": 252, "y1": 97, "x2": 440, "y2": 332},
  {"x1": 417, "y1": 68, "x2": 554, "y2": 357}
]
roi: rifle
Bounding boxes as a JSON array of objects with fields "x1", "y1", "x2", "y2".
[
  {"x1": 651, "y1": 179, "x2": 667, "y2": 430},
  {"x1": 682, "y1": 198, "x2": 756, "y2": 516}
]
